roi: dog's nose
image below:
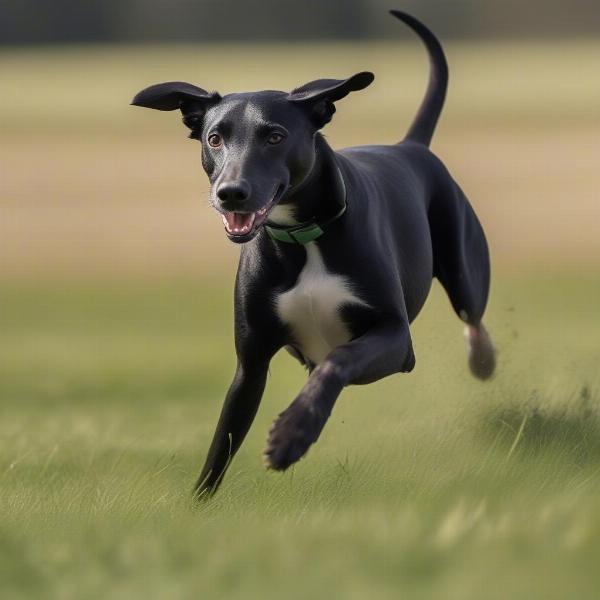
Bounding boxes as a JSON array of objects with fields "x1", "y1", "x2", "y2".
[{"x1": 216, "y1": 180, "x2": 251, "y2": 209}]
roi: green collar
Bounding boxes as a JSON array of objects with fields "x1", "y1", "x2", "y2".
[{"x1": 265, "y1": 168, "x2": 347, "y2": 244}]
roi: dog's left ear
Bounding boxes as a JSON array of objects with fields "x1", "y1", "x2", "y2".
[
  {"x1": 287, "y1": 71, "x2": 374, "y2": 128},
  {"x1": 131, "y1": 81, "x2": 220, "y2": 113}
]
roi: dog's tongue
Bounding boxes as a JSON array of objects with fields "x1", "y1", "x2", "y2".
[{"x1": 222, "y1": 212, "x2": 256, "y2": 235}]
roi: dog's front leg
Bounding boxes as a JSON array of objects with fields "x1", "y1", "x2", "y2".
[
  {"x1": 264, "y1": 319, "x2": 415, "y2": 470},
  {"x1": 194, "y1": 358, "x2": 270, "y2": 498}
]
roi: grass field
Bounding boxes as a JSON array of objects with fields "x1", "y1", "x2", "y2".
[
  {"x1": 1, "y1": 274, "x2": 599, "y2": 599},
  {"x1": 1, "y1": 41, "x2": 600, "y2": 598}
]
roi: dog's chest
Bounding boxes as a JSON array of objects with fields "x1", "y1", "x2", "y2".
[{"x1": 276, "y1": 243, "x2": 367, "y2": 365}]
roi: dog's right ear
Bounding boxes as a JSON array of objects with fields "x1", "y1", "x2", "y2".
[
  {"x1": 287, "y1": 72, "x2": 374, "y2": 128},
  {"x1": 131, "y1": 81, "x2": 220, "y2": 113}
]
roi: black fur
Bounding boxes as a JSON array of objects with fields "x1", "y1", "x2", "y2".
[{"x1": 132, "y1": 10, "x2": 495, "y2": 498}]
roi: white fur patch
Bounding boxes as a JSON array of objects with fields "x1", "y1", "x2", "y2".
[
  {"x1": 276, "y1": 243, "x2": 368, "y2": 365},
  {"x1": 269, "y1": 204, "x2": 298, "y2": 226}
]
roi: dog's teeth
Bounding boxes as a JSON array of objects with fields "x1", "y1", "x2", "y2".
[
  {"x1": 257, "y1": 200, "x2": 274, "y2": 217},
  {"x1": 222, "y1": 212, "x2": 256, "y2": 235}
]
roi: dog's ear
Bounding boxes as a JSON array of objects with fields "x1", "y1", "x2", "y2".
[
  {"x1": 287, "y1": 71, "x2": 374, "y2": 128},
  {"x1": 131, "y1": 81, "x2": 220, "y2": 113}
]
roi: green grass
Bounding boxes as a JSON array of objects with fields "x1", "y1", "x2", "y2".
[
  {"x1": 2, "y1": 38, "x2": 600, "y2": 599},
  {"x1": 1, "y1": 271, "x2": 599, "y2": 599}
]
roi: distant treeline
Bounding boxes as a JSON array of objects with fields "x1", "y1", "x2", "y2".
[{"x1": 1, "y1": 0, "x2": 599, "y2": 44}]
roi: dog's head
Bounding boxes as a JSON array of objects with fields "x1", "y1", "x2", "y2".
[{"x1": 131, "y1": 72, "x2": 373, "y2": 243}]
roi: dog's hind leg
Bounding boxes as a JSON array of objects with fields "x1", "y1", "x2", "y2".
[
  {"x1": 429, "y1": 181, "x2": 496, "y2": 380},
  {"x1": 463, "y1": 321, "x2": 495, "y2": 380}
]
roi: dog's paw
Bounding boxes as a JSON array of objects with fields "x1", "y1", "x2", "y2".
[
  {"x1": 464, "y1": 323, "x2": 496, "y2": 380},
  {"x1": 263, "y1": 399, "x2": 324, "y2": 471}
]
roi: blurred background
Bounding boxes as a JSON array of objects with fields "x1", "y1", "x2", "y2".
[
  {"x1": 2, "y1": 0, "x2": 599, "y2": 277},
  {"x1": 1, "y1": 2, "x2": 599, "y2": 598}
]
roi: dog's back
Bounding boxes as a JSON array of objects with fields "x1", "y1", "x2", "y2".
[{"x1": 132, "y1": 10, "x2": 495, "y2": 497}]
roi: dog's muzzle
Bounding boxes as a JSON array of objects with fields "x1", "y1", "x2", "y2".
[{"x1": 218, "y1": 184, "x2": 285, "y2": 243}]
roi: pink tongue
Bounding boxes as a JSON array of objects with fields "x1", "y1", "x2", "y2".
[{"x1": 224, "y1": 212, "x2": 255, "y2": 235}]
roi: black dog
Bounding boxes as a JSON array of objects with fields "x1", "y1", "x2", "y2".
[{"x1": 132, "y1": 10, "x2": 495, "y2": 497}]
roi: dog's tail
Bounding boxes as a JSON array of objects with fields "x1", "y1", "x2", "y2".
[{"x1": 390, "y1": 10, "x2": 448, "y2": 147}]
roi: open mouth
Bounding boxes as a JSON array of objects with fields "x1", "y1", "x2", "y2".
[{"x1": 220, "y1": 185, "x2": 284, "y2": 242}]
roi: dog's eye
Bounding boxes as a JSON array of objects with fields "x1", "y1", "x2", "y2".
[
  {"x1": 267, "y1": 132, "x2": 285, "y2": 145},
  {"x1": 207, "y1": 133, "x2": 223, "y2": 148}
]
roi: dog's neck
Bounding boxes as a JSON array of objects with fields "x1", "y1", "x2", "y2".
[{"x1": 269, "y1": 134, "x2": 344, "y2": 226}]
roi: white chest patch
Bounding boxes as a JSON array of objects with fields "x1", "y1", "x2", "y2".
[
  {"x1": 269, "y1": 204, "x2": 298, "y2": 226},
  {"x1": 276, "y1": 243, "x2": 368, "y2": 365}
]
